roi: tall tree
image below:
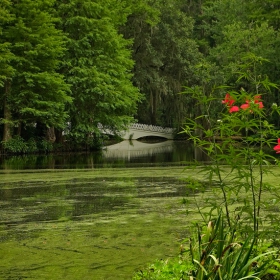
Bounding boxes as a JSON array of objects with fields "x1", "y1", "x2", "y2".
[
  {"x1": 0, "y1": 0, "x2": 71, "y2": 142},
  {"x1": 123, "y1": 0, "x2": 201, "y2": 128},
  {"x1": 56, "y1": 0, "x2": 141, "y2": 145},
  {"x1": 0, "y1": 0, "x2": 15, "y2": 141}
]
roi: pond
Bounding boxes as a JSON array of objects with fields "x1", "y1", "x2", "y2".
[{"x1": 0, "y1": 140, "x2": 198, "y2": 279}]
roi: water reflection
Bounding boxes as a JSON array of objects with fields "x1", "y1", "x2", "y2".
[
  {"x1": 0, "y1": 140, "x2": 196, "y2": 169},
  {"x1": 0, "y1": 177, "x2": 188, "y2": 225},
  {"x1": 0, "y1": 179, "x2": 137, "y2": 225},
  {"x1": 102, "y1": 140, "x2": 174, "y2": 160}
]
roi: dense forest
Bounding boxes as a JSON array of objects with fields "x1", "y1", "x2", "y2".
[{"x1": 1, "y1": 0, "x2": 280, "y2": 153}]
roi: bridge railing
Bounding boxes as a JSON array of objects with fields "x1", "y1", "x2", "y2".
[
  {"x1": 129, "y1": 123, "x2": 175, "y2": 134},
  {"x1": 98, "y1": 123, "x2": 175, "y2": 134}
]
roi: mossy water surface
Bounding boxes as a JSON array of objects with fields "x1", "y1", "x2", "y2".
[
  {"x1": 1, "y1": 166, "x2": 280, "y2": 279},
  {"x1": 0, "y1": 167, "x2": 194, "y2": 280}
]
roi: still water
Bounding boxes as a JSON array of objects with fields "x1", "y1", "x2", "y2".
[
  {"x1": 0, "y1": 140, "x2": 195, "y2": 280},
  {"x1": 0, "y1": 140, "x2": 196, "y2": 169}
]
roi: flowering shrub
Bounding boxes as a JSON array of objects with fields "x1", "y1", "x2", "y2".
[
  {"x1": 222, "y1": 93, "x2": 264, "y2": 113},
  {"x1": 180, "y1": 54, "x2": 280, "y2": 279},
  {"x1": 222, "y1": 92, "x2": 280, "y2": 153}
]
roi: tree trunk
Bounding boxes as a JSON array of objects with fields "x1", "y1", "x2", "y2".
[
  {"x1": 150, "y1": 90, "x2": 157, "y2": 125},
  {"x1": 2, "y1": 80, "x2": 12, "y2": 142},
  {"x1": 55, "y1": 128, "x2": 64, "y2": 144},
  {"x1": 46, "y1": 127, "x2": 56, "y2": 143},
  {"x1": 16, "y1": 122, "x2": 22, "y2": 136}
]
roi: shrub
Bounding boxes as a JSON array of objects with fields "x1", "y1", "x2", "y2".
[
  {"x1": 39, "y1": 139, "x2": 53, "y2": 153},
  {"x1": 181, "y1": 53, "x2": 280, "y2": 279},
  {"x1": 182, "y1": 54, "x2": 280, "y2": 236},
  {"x1": 2, "y1": 135, "x2": 28, "y2": 154},
  {"x1": 132, "y1": 256, "x2": 194, "y2": 280},
  {"x1": 26, "y1": 137, "x2": 38, "y2": 153}
]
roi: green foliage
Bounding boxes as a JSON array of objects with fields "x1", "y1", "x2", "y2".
[
  {"x1": 132, "y1": 256, "x2": 194, "y2": 280},
  {"x1": 2, "y1": 135, "x2": 27, "y2": 154},
  {"x1": 182, "y1": 54, "x2": 280, "y2": 234},
  {"x1": 248, "y1": 0, "x2": 280, "y2": 29},
  {"x1": 190, "y1": 0, "x2": 280, "y2": 130},
  {"x1": 8, "y1": 0, "x2": 71, "y2": 127},
  {"x1": 26, "y1": 137, "x2": 37, "y2": 153},
  {"x1": 56, "y1": 0, "x2": 141, "y2": 144},
  {"x1": 39, "y1": 139, "x2": 53, "y2": 153},
  {"x1": 187, "y1": 212, "x2": 279, "y2": 280},
  {"x1": 1, "y1": 136, "x2": 54, "y2": 154},
  {"x1": 1, "y1": 0, "x2": 145, "y2": 149},
  {"x1": 133, "y1": 212, "x2": 280, "y2": 280},
  {"x1": 0, "y1": 0, "x2": 71, "y2": 145},
  {"x1": 2, "y1": 0, "x2": 280, "y2": 152},
  {"x1": 179, "y1": 55, "x2": 280, "y2": 279},
  {"x1": 123, "y1": 0, "x2": 202, "y2": 127},
  {"x1": 0, "y1": 2, "x2": 15, "y2": 87},
  {"x1": 210, "y1": 22, "x2": 278, "y2": 87},
  {"x1": 133, "y1": 54, "x2": 280, "y2": 280}
]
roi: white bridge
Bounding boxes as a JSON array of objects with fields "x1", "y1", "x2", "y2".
[{"x1": 99, "y1": 123, "x2": 175, "y2": 140}]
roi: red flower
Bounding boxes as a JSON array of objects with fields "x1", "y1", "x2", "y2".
[
  {"x1": 258, "y1": 102, "x2": 264, "y2": 108},
  {"x1": 274, "y1": 139, "x2": 280, "y2": 154},
  {"x1": 254, "y1": 95, "x2": 264, "y2": 108},
  {"x1": 229, "y1": 106, "x2": 239, "y2": 113},
  {"x1": 241, "y1": 95, "x2": 264, "y2": 110},
  {"x1": 240, "y1": 102, "x2": 250, "y2": 110},
  {"x1": 254, "y1": 95, "x2": 261, "y2": 102},
  {"x1": 222, "y1": 93, "x2": 235, "y2": 107},
  {"x1": 222, "y1": 93, "x2": 239, "y2": 113}
]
